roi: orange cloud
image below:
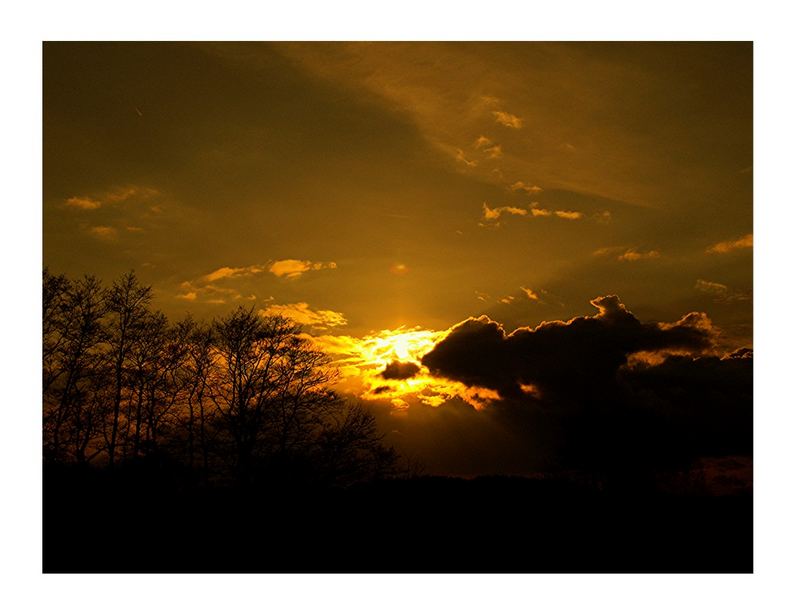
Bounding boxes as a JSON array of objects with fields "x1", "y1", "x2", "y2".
[
  {"x1": 484, "y1": 144, "x2": 503, "y2": 159},
  {"x1": 492, "y1": 110, "x2": 523, "y2": 128},
  {"x1": 203, "y1": 264, "x2": 265, "y2": 282},
  {"x1": 305, "y1": 326, "x2": 500, "y2": 410},
  {"x1": 618, "y1": 249, "x2": 660, "y2": 261},
  {"x1": 269, "y1": 259, "x2": 337, "y2": 279},
  {"x1": 87, "y1": 226, "x2": 117, "y2": 240},
  {"x1": 510, "y1": 181, "x2": 542, "y2": 194},
  {"x1": 482, "y1": 202, "x2": 528, "y2": 223},
  {"x1": 64, "y1": 185, "x2": 159, "y2": 210},
  {"x1": 65, "y1": 196, "x2": 101, "y2": 210},
  {"x1": 455, "y1": 148, "x2": 477, "y2": 167},
  {"x1": 529, "y1": 206, "x2": 583, "y2": 220},
  {"x1": 594, "y1": 246, "x2": 660, "y2": 261},
  {"x1": 707, "y1": 233, "x2": 753, "y2": 254},
  {"x1": 259, "y1": 302, "x2": 347, "y2": 330},
  {"x1": 521, "y1": 287, "x2": 540, "y2": 301},
  {"x1": 554, "y1": 210, "x2": 583, "y2": 220}
]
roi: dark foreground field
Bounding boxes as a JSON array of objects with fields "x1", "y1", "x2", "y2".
[{"x1": 44, "y1": 465, "x2": 752, "y2": 573}]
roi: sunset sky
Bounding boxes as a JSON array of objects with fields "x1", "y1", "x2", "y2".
[{"x1": 43, "y1": 43, "x2": 752, "y2": 473}]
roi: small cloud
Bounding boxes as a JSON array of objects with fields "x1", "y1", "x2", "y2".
[
  {"x1": 554, "y1": 210, "x2": 583, "y2": 220},
  {"x1": 499, "y1": 295, "x2": 515, "y2": 304},
  {"x1": 695, "y1": 279, "x2": 729, "y2": 295},
  {"x1": 695, "y1": 279, "x2": 751, "y2": 303},
  {"x1": 559, "y1": 142, "x2": 577, "y2": 152},
  {"x1": 87, "y1": 225, "x2": 117, "y2": 241},
  {"x1": 381, "y1": 361, "x2": 421, "y2": 380},
  {"x1": 707, "y1": 233, "x2": 753, "y2": 254},
  {"x1": 269, "y1": 259, "x2": 337, "y2": 279},
  {"x1": 390, "y1": 398, "x2": 410, "y2": 414},
  {"x1": 65, "y1": 185, "x2": 159, "y2": 210},
  {"x1": 521, "y1": 287, "x2": 540, "y2": 302},
  {"x1": 455, "y1": 148, "x2": 477, "y2": 167},
  {"x1": 475, "y1": 291, "x2": 491, "y2": 302},
  {"x1": 510, "y1": 181, "x2": 542, "y2": 195},
  {"x1": 594, "y1": 210, "x2": 612, "y2": 224},
  {"x1": 126, "y1": 226, "x2": 144, "y2": 232},
  {"x1": 65, "y1": 196, "x2": 101, "y2": 210},
  {"x1": 618, "y1": 249, "x2": 660, "y2": 262},
  {"x1": 389, "y1": 263, "x2": 410, "y2": 276},
  {"x1": 177, "y1": 278, "x2": 249, "y2": 305},
  {"x1": 594, "y1": 246, "x2": 660, "y2": 261},
  {"x1": 519, "y1": 383, "x2": 542, "y2": 398},
  {"x1": 529, "y1": 206, "x2": 583, "y2": 220},
  {"x1": 104, "y1": 185, "x2": 159, "y2": 204},
  {"x1": 472, "y1": 136, "x2": 503, "y2": 159},
  {"x1": 203, "y1": 264, "x2": 265, "y2": 283},
  {"x1": 593, "y1": 246, "x2": 624, "y2": 257},
  {"x1": 492, "y1": 110, "x2": 523, "y2": 129},
  {"x1": 258, "y1": 302, "x2": 347, "y2": 330},
  {"x1": 482, "y1": 202, "x2": 528, "y2": 223},
  {"x1": 484, "y1": 144, "x2": 503, "y2": 159},
  {"x1": 418, "y1": 394, "x2": 447, "y2": 407}
]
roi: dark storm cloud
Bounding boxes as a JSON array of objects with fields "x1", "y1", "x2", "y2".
[
  {"x1": 380, "y1": 361, "x2": 421, "y2": 380},
  {"x1": 413, "y1": 297, "x2": 751, "y2": 480},
  {"x1": 422, "y1": 295, "x2": 715, "y2": 399}
]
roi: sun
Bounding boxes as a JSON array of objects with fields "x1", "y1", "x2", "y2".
[
  {"x1": 307, "y1": 326, "x2": 502, "y2": 411},
  {"x1": 389, "y1": 335, "x2": 411, "y2": 361}
]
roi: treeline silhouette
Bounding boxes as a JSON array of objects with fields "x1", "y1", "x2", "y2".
[
  {"x1": 42, "y1": 269, "x2": 752, "y2": 573},
  {"x1": 43, "y1": 268, "x2": 398, "y2": 486}
]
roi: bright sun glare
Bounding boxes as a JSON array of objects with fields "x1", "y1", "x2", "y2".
[{"x1": 308, "y1": 326, "x2": 501, "y2": 411}]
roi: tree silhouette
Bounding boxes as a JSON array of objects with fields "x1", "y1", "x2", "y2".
[{"x1": 42, "y1": 269, "x2": 398, "y2": 486}]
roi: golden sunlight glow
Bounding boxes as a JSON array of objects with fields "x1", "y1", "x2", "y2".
[{"x1": 305, "y1": 326, "x2": 501, "y2": 410}]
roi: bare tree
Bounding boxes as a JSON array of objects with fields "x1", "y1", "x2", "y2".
[
  {"x1": 43, "y1": 270, "x2": 399, "y2": 484},
  {"x1": 207, "y1": 307, "x2": 309, "y2": 477},
  {"x1": 43, "y1": 274, "x2": 107, "y2": 462},
  {"x1": 103, "y1": 272, "x2": 152, "y2": 466}
]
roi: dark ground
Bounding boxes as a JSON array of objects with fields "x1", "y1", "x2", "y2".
[{"x1": 43, "y1": 464, "x2": 752, "y2": 573}]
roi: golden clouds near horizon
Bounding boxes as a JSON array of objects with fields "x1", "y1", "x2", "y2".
[{"x1": 305, "y1": 326, "x2": 501, "y2": 411}]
